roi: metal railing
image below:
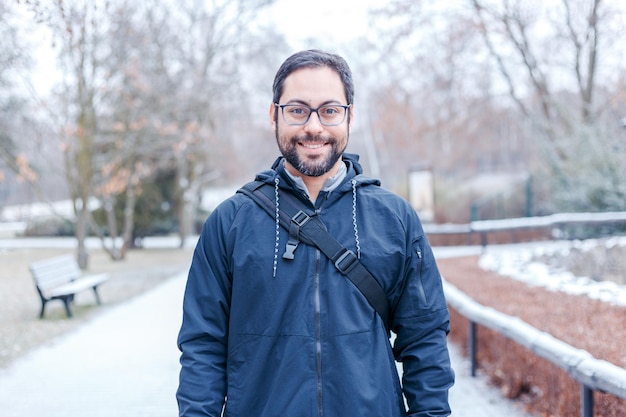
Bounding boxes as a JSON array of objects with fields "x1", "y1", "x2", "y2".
[
  {"x1": 429, "y1": 211, "x2": 626, "y2": 415},
  {"x1": 425, "y1": 211, "x2": 626, "y2": 246},
  {"x1": 443, "y1": 280, "x2": 626, "y2": 417}
]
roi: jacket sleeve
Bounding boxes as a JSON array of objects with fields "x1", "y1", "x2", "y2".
[
  {"x1": 392, "y1": 221, "x2": 455, "y2": 417},
  {"x1": 176, "y1": 209, "x2": 233, "y2": 416}
]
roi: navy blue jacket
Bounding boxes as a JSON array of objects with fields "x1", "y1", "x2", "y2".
[{"x1": 177, "y1": 154, "x2": 454, "y2": 416}]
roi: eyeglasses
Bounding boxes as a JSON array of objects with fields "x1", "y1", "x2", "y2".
[{"x1": 275, "y1": 103, "x2": 351, "y2": 126}]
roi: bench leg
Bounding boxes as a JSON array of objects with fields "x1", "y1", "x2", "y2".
[
  {"x1": 62, "y1": 296, "x2": 74, "y2": 318},
  {"x1": 92, "y1": 286, "x2": 102, "y2": 305},
  {"x1": 39, "y1": 300, "x2": 47, "y2": 319},
  {"x1": 39, "y1": 297, "x2": 74, "y2": 319}
]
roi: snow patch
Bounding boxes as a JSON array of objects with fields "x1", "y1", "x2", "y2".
[{"x1": 479, "y1": 239, "x2": 626, "y2": 307}]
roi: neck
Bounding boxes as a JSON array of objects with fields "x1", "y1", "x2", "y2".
[
  {"x1": 300, "y1": 176, "x2": 328, "y2": 202},
  {"x1": 284, "y1": 160, "x2": 343, "y2": 202}
]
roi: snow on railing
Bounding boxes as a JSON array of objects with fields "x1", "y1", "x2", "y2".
[
  {"x1": 425, "y1": 211, "x2": 626, "y2": 233},
  {"x1": 424, "y1": 211, "x2": 626, "y2": 246},
  {"x1": 470, "y1": 211, "x2": 626, "y2": 232},
  {"x1": 443, "y1": 280, "x2": 626, "y2": 417}
]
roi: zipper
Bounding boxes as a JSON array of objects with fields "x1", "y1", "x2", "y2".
[
  {"x1": 314, "y1": 249, "x2": 324, "y2": 417},
  {"x1": 415, "y1": 249, "x2": 428, "y2": 306},
  {"x1": 314, "y1": 199, "x2": 327, "y2": 417}
]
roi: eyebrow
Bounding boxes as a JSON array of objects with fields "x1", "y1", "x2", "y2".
[{"x1": 283, "y1": 99, "x2": 345, "y2": 106}]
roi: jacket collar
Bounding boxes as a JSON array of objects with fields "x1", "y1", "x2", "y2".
[{"x1": 256, "y1": 153, "x2": 380, "y2": 193}]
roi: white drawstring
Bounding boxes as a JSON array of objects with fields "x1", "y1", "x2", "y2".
[
  {"x1": 351, "y1": 180, "x2": 361, "y2": 259},
  {"x1": 273, "y1": 177, "x2": 280, "y2": 278}
]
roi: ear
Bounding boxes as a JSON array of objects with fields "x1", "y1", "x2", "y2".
[
  {"x1": 269, "y1": 103, "x2": 277, "y2": 133},
  {"x1": 348, "y1": 105, "x2": 355, "y2": 134}
]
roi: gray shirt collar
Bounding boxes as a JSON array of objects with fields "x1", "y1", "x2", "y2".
[{"x1": 283, "y1": 160, "x2": 347, "y2": 199}]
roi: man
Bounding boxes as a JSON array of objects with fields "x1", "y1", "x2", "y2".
[{"x1": 177, "y1": 49, "x2": 454, "y2": 416}]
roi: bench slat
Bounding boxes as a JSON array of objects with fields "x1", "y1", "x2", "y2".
[
  {"x1": 47, "y1": 274, "x2": 109, "y2": 298},
  {"x1": 30, "y1": 254, "x2": 82, "y2": 290}
]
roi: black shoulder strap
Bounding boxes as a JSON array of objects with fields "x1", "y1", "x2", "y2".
[{"x1": 238, "y1": 180, "x2": 390, "y2": 332}]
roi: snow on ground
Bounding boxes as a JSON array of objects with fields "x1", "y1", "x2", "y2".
[{"x1": 479, "y1": 238, "x2": 626, "y2": 307}]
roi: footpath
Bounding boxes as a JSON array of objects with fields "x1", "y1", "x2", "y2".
[{"x1": 0, "y1": 270, "x2": 534, "y2": 416}]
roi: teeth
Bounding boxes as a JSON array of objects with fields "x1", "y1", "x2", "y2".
[{"x1": 303, "y1": 143, "x2": 324, "y2": 149}]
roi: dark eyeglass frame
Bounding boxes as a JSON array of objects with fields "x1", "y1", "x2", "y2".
[{"x1": 274, "y1": 103, "x2": 352, "y2": 126}]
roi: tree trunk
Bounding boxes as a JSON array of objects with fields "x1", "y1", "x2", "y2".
[{"x1": 121, "y1": 181, "x2": 137, "y2": 257}]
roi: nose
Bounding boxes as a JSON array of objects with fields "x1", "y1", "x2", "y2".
[{"x1": 304, "y1": 110, "x2": 324, "y2": 133}]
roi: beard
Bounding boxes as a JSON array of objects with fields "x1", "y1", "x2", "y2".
[{"x1": 277, "y1": 133, "x2": 347, "y2": 177}]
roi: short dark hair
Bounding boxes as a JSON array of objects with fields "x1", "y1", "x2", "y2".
[{"x1": 272, "y1": 49, "x2": 354, "y2": 105}]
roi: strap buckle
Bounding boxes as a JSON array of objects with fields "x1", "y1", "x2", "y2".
[
  {"x1": 334, "y1": 249, "x2": 358, "y2": 274},
  {"x1": 292, "y1": 210, "x2": 310, "y2": 226},
  {"x1": 282, "y1": 211, "x2": 311, "y2": 260}
]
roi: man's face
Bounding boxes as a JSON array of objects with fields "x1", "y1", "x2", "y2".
[{"x1": 270, "y1": 67, "x2": 353, "y2": 178}]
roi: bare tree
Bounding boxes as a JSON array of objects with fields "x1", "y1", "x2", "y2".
[
  {"x1": 17, "y1": 0, "x2": 278, "y2": 263},
  {"x1": 143, "y1": 0, "x2": 276, "y2": 247},
  {"x1": 367, "y1": 0, "x2": 626, "y2": 214},
  {"x1": 44, "y1": 1, "x2": 105, "y2": 267},
  {"x1": 358, "y1": 2, "x2": 531, "y2": 187},
  {"x1": 0, "y1": 2, "x2": 38, "y2": 206},
  {"x1": 469, "y1": 0, "x2": 625, "y2": 210}
]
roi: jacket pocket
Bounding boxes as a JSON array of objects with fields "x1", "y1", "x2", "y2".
[{"x1": 413, "y1": 238, "x2": 428, "y2": 307}]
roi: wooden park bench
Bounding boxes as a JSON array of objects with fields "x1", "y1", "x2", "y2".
[{"x1": 29, "y1": 254, "x2": 110, "y2": 319}]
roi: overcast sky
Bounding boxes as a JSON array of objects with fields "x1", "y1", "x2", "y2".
[{"x1": 263, "y1": 0, "x2": 380, "y2": 49}]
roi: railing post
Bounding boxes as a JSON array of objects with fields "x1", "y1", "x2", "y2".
[
  {"x1": 525, "y1": 175, "x2": 533, "y2": 217},
  {"x1": 469, "y1": 320, "x2": 477, "y2": 377},
  {"x1": 470, "y1": 203, "x2": 478, "y2": 222},
  {"x1": 581, "y1": 385, "x2": 593, "y2": 417}
]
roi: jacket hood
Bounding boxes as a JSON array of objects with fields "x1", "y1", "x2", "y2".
[{"x1": 254, "y1": 153, "x2": 381, "y2": 192}]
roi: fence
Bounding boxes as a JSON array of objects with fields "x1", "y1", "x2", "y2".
[
  {"x1": 425, "y1": 211, "x2": 626, "y2": 246},
  {"x1": 444, "y1": 281, "x2": 626, "y2": 417},
  {"x1": 436, "y1": 211, "x2": 626, "y2": 417}
]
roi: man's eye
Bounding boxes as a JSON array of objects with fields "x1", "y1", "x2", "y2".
[
  {"x1": 288, "y1": 106, "x2": 307, "y2": 115},
  {"x1": 321, "y1": 107, "x2": 340, "y2": 115}
]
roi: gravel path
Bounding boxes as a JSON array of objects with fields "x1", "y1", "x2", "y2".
[
  {"x1": 0, "y1": 256, "x2": 535, "y2": 417},
  {"x1": 0, "y1": 245, "x2": 193, "y2": 369}
]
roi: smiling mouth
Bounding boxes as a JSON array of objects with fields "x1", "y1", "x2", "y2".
[{"x1": 300, "y1": 142, "x2": 326, "y2": 149}]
